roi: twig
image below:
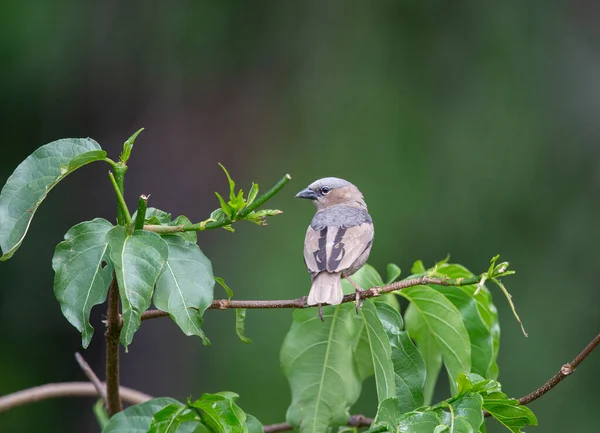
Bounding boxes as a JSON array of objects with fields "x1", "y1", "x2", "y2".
[
  {"x1": 517, "y1": 332, "x2": 600, "y2": 406},
  {"x1": 105, "y1": 277, "x2": 122, "y2": 415},
  {"x1": 141, "y1": 275, "x2": 480, "y2": 321},
  {"x1": 262, "y1": 414, "x2": 373, "y2": 432},
  {"x1": 143, "y1": 174, "x2": 291, "y2": 234},
  {"x1": 0, "y1": 382, "x2": 151, "y2": 413},
  {"x1": 75, "y1": 353, "x2": 107, "y2": 406}
]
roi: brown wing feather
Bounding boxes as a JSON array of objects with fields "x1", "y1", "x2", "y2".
[
  {"x1": 303, "y1": 226, "x2": 327, "y2": 277},
  {"x1": 326, "y1": 223, "x2": 374, "y2": 273}
]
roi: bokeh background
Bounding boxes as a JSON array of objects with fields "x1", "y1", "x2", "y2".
[{"x1": 1, "y1": 2, "x2": 599, "y2": 432}]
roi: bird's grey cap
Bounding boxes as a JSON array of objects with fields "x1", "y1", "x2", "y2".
[
  {"x1": 307, "y1": 177, "x2": 354, "y2": 190},
  {"x1": 295, "y1": 177, "x2": 356, "y2": 199}
]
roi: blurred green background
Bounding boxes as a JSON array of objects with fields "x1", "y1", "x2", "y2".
[{"x1": 1, "y1": 1, "x2": 599, "y2": 432}]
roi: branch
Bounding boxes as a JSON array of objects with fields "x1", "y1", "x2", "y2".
[
  {"x1": 75, "y1": 353, "x2": 107, "y2": 407},
  {"x1": 141, "y1": 274, "x2": 482, "y2": 321},
  {"x1": 262, "y1": 414, "x2": 373, "y2": 433},
  {"x1": 105, "y1": 277, "x2": 123, "y2": 415},
  {"x1": 517, "y1": 331, "x2": 600, "y2": 406},
  {"x1": 0, "y1": 382, "x2": 152, "y2": 413},
  {"x1": 143, "y1": 173, "x2": 291, "y2": 234}
]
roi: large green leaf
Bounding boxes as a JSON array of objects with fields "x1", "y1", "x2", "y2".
[
  {"x1": 457, "y1": 374, "x2": 537, "y2": 433},
  {"x1": 433, "y1": 286, "x2": 493, "y2": 379},
  {"x1": 376, "y1": 303, "x2": 425, "y2": 414},
  {"x1": 102, "y1": 398, "x2": 181, "y2": 433},
  {"x1": 404, "y1": 301, "x2": 442, "y2": 405},
  {"x1": 348, "y1": 265, "x2": 399, "y2": 381},
  {"x1": 482, "y1": 392, "x2": 537, "y2": 433},
  {"x1": 401, "y1": 286, "x2": 471, "y2": 397},
  {"x1": 52, "y1": 218, "x2": 114, "y2": 348},
  {"x1": 149, "y1": 403, "x2": 196, "y2": 433},
  {"x1": 281, "y1": 303, "x2": 362, "y2": 432},
  {"x1": 154, "y1": 235, "x2": 214, "y2": 345},
  {"x1": 189, "y1": 392, "x2": 247, "y2": 433},
  {"x1": 359, "y1": 300, "x2": 396, "y2": 402},
  {"x1": 433, "y1": 263, "x2": 500, "y2": 379},
  {"x1": 0, "y1": 138, "x2": 105, "y2": 260},
  {"x1": 106, "y1": 226, "x2": 168, "y2": 349}
]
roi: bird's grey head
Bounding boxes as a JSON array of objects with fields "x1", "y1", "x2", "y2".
[{"x1": 295, "y1": 177, "x2": 367, "y2": 210}]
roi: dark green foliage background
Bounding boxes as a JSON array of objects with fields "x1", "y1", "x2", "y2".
[{"x1": 0, "y1": 2, "x2": 598, "y2": 432}]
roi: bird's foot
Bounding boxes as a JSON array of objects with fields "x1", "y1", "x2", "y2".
[{"x1": 345, "y1": 276, "x2": 365, "y2": 313}]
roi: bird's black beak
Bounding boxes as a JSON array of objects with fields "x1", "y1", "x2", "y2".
[{"x1": 295, "y1": 188, "x2": 318, "y2": 200}]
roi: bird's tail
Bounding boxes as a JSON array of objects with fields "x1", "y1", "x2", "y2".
[{"x1": 307, "y1": 272, "x2": 343, "y2": 306}]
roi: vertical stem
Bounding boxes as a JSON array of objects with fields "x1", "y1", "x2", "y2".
[
  {"x1": 113, "y1": 163, "x2": 128, "y2": 226},
  {"x1": 105, "y1": 277, "x2": 122, "y2": 415},
  {"x1": 134, "y1": 195, "x2": 148, "y2": 231}
]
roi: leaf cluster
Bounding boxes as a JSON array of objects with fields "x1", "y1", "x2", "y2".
[{"x1": 0, "y1": 135, "x2": 539, "y2": 433}]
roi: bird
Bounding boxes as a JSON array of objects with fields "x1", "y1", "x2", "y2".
[{"x1": 296, "y1": 177, "x2": 374, "y2": 312}]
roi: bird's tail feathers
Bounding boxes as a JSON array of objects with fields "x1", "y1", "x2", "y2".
[{"x1": 307, "y1": 272, "x2": 343, "y2": 306}]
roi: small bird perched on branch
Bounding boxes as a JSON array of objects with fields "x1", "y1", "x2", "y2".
[{"x1": 296, "y1": 178, "x2": 374, "y2": 314}]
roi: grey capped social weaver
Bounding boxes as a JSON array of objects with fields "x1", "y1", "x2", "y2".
[{"x1": 296, "y1": 178, "x2": 374, "y2": 314}]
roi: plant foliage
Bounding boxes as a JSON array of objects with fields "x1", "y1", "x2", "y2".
[{"x1": 0, "y1": 135, "x2": 539, "y2": 432}]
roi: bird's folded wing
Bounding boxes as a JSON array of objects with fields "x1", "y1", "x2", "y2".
[{"x1": 303, "y1": 223, "x2": 374, "y2": 275}]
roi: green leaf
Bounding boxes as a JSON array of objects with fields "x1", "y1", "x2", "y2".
[
  {"x1": 455, "y1": 374, "x2": 537, "y2": 433},
  {"x1": 360, "y1": 300, "x2": 396, "y2": 401},
  {"x1": 189, "y1": 392, "x2": 247, "y2": 433},
  {"x1": 106, "y1": 226, "x2": 168, "y2": 349},
  {"x1": 52, "y1": 218, "x2": 114, "y2": 348},
  {"x1": 397, "y1": 411, "x2": 444, "y2": 432},
  {"x1": 102, "y1": 398, "x2": 181, "y2": 433},
  {"x1": 433, "y1": 263, "x2": 500, "y2": 379},
  {"x1": 245, "y1": 414, "x2": 263, "y2": 433},
  {"x1": 433, "y1": 285, "x2": 494, "y2": 379},
  {"x1": 0, "y1": 138, "x2": 105, "y2": 260},
  {"x1": 483, "y1": 392, "x2": 537, "y2": 433},
  {"x1": 246, "y1": 183, "x2": 259, "y2": 206},
  {"x1": 411, "y1": 260, "x2": 426, "y2": 274},
  {"x1": 348, "y1": 265, "x2": 398, "y2": 381},
  {"x1": 386, "y1": 263, "x2": 402, "y2": 284},
  {"x1": 215, "y1": 192, "x2": 232, "y2": 219},
  {"x1": 143, "y1": 208, "x2": 173, "y2": 225},
  {"x1": 235, "y1": 309, "x2": 252, "y2": 344},
  {"x1": 120, "y1": 128, "x2": 144, "y2": 163},
  {"x1": 401, "y1": 286, "x2": 471, "y2": 398},
  {"x1": 376, "y1": 303, "x2": 425, "y2": 413},
  {"x1": 218, "y1": 163, "x2": 236, "y2": 201},
  {"x1": 136, "y1": 208, "x2": 197, "y2": 243},
  {"x1": 149, "y1": 402, "x2": 195, "y2": 433},
  {"x1": 452, "y1": 394, "x2": 484, "y2": 432},
  {"x1": 154, "y1": 235, "x2": 214, "y2": 345},
  {"x1": 404, "y1": 301, "x2": 442, "y2": 405},
  {"x1": 372, "y1": 396, "x2": 401, "y2": 431},
  {"x1": 215, "y1": 277, "x2": 234, "y2": 300},
  {"x1": 281, "y1": 303, "x2": 362, "y2": 432}
]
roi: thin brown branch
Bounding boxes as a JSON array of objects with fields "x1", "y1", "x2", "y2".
[
  {"x1": 262, "y1": 414, "x2": 373, "y2": 433},
  {"x1": 105, "y1": 276, "x2": 123, "y2": 415},
  {"x1": 75, "y1": 353, "x2": 107, "y2": 406},
  {"x1": 0, "y1": 382, "x2": 152, "y2": 413},
  {"x1": 517, "y1": 332, "x2": 600, "y2": 406},
  {"x1": 141, "y1": 274, "x2": 478, "y2": 321}
]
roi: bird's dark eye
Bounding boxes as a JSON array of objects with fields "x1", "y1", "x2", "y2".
[{"x1": 320, "y1": 186, "x2": 331, "y2": 195}]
